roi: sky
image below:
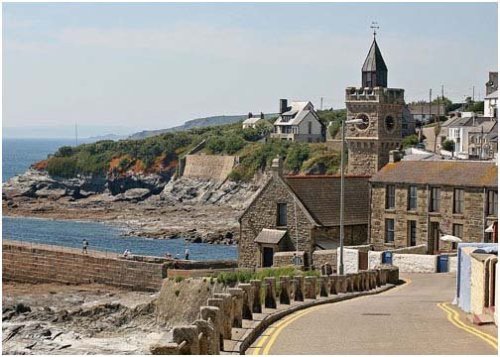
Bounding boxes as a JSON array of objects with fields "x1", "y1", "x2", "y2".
[{"x1": 3, "y1": 2, "x2": 498, "y2": 138}]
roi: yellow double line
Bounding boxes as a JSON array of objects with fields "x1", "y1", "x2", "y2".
[{"x1": 437, "y1": 302, "x2": 498, "y2": 351}]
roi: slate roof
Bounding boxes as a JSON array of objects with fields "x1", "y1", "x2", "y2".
[
  {"x1": 362, "y1": 39, "x2": 387, "y2": 73},
  {"x1": 243, "y1": 117, "x2": 262, "y2": 125},
  {"x1": 254, "y1": 229, "x2": 287, "y2": 244},
  {"x1": 285, "y1": 176, "x2": 370, "y2": 226},
  {"x1": 370, "y1": 161, "x2": 498, "y2": 188}
]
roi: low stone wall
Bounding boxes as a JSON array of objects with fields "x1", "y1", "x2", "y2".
[
  {"x1": 273, "y1": 251, "x2": 305, "y2": 268},
  {"x1": 368, "y1": 251, "x2": 383, "y2": 269},
  {"x1": 392, "y1": 253, "x2": 438, "y2": 273},
  {"x1": 312, "y1": 250, "x2": 337, "y2": 270},
  {"x1": 150, "y1": 266, "x2": 399, "y2": 355},
  {"x1": 337, "y1": 248, "x2": 359, "y2": 274},
  {"x1": 389, "y1": 245, "x2": 427, "y2": 255},
  {"x1": 345, "y1": 244, "x2": 372, "y2": 253},
  {"x1": 2, "y1": 241, "x2": 165, "y2": 291},
  {"x1": 449, "y1": 256, "x2": 458, "y2": 273}
]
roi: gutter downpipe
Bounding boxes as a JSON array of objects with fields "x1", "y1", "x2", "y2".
[{"x1": 483, "y1": 187, "x2": 487, "y2": 243}]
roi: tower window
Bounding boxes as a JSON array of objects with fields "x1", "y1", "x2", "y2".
[{"x1": 385, "y1": 116, "x2": 395, "y2": 132}]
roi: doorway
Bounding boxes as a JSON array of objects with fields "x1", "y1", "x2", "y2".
[{"x1": 263, "y1": 247, "x2": 274, "y2": 267}]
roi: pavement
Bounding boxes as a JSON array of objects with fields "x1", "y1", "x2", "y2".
[{"x1": 247, "y1": 273, "x2": 498, "y2": 355}]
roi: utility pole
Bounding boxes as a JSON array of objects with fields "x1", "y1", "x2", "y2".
[
  {"x1": 320, "y1": 97, "x2": 324, "y2": 111},
  {"x1": 441, "y1": 85, "x2": 444, "y2": 100},
  {"x1": 75, "y1": 122, "x2": 78, "y2": 146},
  {"x1": 429, "y1": 89, "x2": 432, "y2": 122},
  {"x1": 473, "y1": 86, "x2": 475, "y2": 102}
]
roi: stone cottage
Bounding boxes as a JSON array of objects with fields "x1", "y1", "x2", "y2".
[
  {"x1": 369, "y1": 160, "x2": 498, "y2": 254},
  {"x1": 238, "y1": 157, "x2": 370, "y2": 268}
]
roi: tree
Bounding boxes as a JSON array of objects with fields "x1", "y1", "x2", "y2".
[
  {"x1": 442, "y1": 139, "x2": 455, "y2": 152},
  {"x1": 402, "y1": 134, "x2": 419, "y2": 149}
]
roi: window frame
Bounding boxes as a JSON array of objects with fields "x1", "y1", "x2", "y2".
[
  {"x1": 453, "y1": 188, "x2": 464, "y2": 214},
  {"x1": 386, "y1": 185, "x2": 396, "y2": 209},
  {"x1": 408, "y1": 220, "x2": 417, "y2": 247},
  {"x1": 277, "y1": 202, "x2": 288, "y2": 227},
  {"x1": 488, "y1": 190, "x2": 498, "y2": 216},
  {"x1": 408, "y1": 185, "x2": 418, "y2": 211},
  {"x1": 385, "y1": 218, "x2": 395, "y2": 243},
  {"x1": 430, "y1": 187, "x2": 440, "y2": 212}
]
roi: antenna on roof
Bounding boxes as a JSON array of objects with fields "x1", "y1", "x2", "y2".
[{"x1": 370, "y1": 21, "x2": 379, "y2": 39}]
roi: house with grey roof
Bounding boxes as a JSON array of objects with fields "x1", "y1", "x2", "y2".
[
  {"x1": 270, "y1": 99, "x2": 325, "y2": 142},
  {"x1": 238, "y1": 156, "x2": 369, "y2": 268},
  {"x1": 370, "y1": 160, "x2": 498, "y2": 253}
]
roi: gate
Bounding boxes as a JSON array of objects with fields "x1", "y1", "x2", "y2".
[{"x1": 358, "y1": 251, "x2": 368, "y2": 270}]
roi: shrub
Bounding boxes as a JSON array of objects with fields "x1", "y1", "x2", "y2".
[
  {"x1": 402, "y1": 134, "x2": 419, "y2": 149},
  {"x1": 174, "y1": 276, "x2": 184, "y2": 283},
  {"x1": 174, "y1": 290, "x2": 180, "y2": 297},
  {"x1": 46, "y1": 157, "x2": 78, "y2": 178},
  {"x1": 442, "y1": 139, "x2": 455, "y2": 152}
]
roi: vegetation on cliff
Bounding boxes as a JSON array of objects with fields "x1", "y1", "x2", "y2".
[{"x1": 37, "y1": 112, "x2": 342, "y2": 181}]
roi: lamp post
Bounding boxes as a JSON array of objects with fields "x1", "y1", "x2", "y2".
[{"x1": 339, "y1": 117, "x2": 364, "y2": 275}]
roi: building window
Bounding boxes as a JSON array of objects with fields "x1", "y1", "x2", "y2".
[
  {"x1": 408, "y1": 186, "x2": 417, "y2": 211},
  {"x1": 385, "y1": 219, "x2": 395, "y2": 243},
  {"x1": 277, "y1": 203, "x2": 287, "y2": 226},
  {"x1": 430, "y1": 187, "x2": 440, "y2": 212},
  {"x1": 453, "y1": 189, "x2": 464, "y2": 214},
  {"x1": 452, "y1": 224, "x2": 464, "y2": 250},
  {"x1": 308, "y1": 121, "x2": 312, "y2": 134},
  {"x1": 488, "y1": 190, "x2": 498, "y2": 216},
  {"x1": 408, "y1": 220, "x2": 417, "y2": 246},
  {"x1": 386, "y1": 185, "x2": 395, "y2": 209}
]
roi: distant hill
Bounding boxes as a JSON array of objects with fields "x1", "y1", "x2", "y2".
[{"x1": 129, "y1": 113, "x2": 277, "y2": 140}]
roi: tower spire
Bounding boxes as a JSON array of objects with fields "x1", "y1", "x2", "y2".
[{"x1": 361, "y1": 23, "x2": 387, "y2": 88}]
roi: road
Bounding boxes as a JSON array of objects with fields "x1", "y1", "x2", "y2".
[{"x1": 248, "y1": 273, "x2": 498, "y2": 355}]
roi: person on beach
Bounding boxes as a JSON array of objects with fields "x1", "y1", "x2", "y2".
[
  {"x1": 123, "y1": 249, "x2": 130, "y2": 258},
  {"x1": 185, "y1": 248, "x2": 190, "y2": 260},
  {"x1": 82, "y1": 239, "x2": 89, "y2": 254}
]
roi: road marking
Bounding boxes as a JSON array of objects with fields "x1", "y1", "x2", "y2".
[
  {"x1": 252, "y1": 279, "x2": 411, "y2": 355},
  {"x1": 437, "y1": 302, "x2": 498, "y2": 351}
]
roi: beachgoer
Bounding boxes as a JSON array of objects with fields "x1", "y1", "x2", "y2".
[
  {"x1": 123, "y1": 249, "x2": 130, "y2": 258},
  {"x1": 82, "y1": 239, "x2": 89, "y2": 255},
  {"x1": 185, "y1": 248, "x2": 190, "y2": 260}
]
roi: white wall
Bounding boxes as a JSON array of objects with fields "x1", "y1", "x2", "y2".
[
  {"x1": 298, "y1": 112, "x2": 322, "y2": 136},
  {"x1": 368, "y1": 251, "x2": 383, "y2": 269},
  {"x1": 393, "y1": 254, "x2": 438, "y2": 273},
  {"x1": 449, "y1": 256, "x2": 458, "y2": 273},
  {"x1": 337, "y1": 248, "x2": 358, "y2": 274}
]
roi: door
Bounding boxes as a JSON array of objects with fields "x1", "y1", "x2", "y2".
[
  {"x1": 263, "y1": 247, "x2": 274, "y2": 268},
  {"x1": 430, "y1": 222, "x2": 440, "y2": 254},
  {"x1": 358, "y1": 251, "x2": 368, "y2": 270}
]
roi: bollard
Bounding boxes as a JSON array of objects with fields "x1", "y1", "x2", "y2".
[
  {"x1": 250, "y1": 280, "x2": 262, "y2": 313},
  {"x1": 293, "y1": 276, "x2": 304, "y2": 301},
  {"x1": 228, "y1": 288, "x2": 244, "y2": 328},
  {"x1": 213, "y1": 293, "x2": 233, "y2": 340},
  {"x1": 279, "y1": 276, "x2": 291, "y2": 305},
  {"x1": 337, "y1": 275, "x2": 347, "y2": 293},
  {"x1": 264, "y1": 277, "x2": 277, "y2": 309},
  {"x1": 193, "y1": 320, "x2": 216, "y2": 355},
  {"x1": 200, "y1": 306, "x2": 223, "y2": 351},
  {"x1": 304, "y1": 276, "x2": 317, "y2": 299},
  {"x1": 344, "y1": 275, "x2": 353, "y2": 293},
  {"x1": 150, "y1": 341, "x2": 180, "y2": 355},
  {"x1": 320, "y1": 276, "x2": 329, "y2": 297},
  {"x1": 370, "y1": 271, "x2": 378, "y2": 289},
  {"x1": 238, "y1": 283, "x2": 254, "y2": 320},
  {"x1": 172, "y1": 325, "x2": 200, "y2": 355},
  {"x1": 375, "y1": 269, "x2": 382, "y2": 287},
  {"x1": 329, "y1": 275, "x2": 338, "y2": 295}
]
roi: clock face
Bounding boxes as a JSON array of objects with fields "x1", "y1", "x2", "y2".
[
  {"x1": 356, "y1": 114, "x2": 370, "y2": 130},
  {"x1": 385, "y1": 115, "x2": 395, "y2": 132}
]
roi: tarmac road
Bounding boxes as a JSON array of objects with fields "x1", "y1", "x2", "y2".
[{"x1": 248, "y1": 273, "x2": 498, "y2": 355}]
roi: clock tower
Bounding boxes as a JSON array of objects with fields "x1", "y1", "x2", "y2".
[{"x1": 345, "y1": 36, "x2": 405, "y2": 175}]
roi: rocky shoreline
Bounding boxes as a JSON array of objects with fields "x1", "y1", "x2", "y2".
[{"x1": 3, "y1": 170, "x2": 266, "y2": 245}]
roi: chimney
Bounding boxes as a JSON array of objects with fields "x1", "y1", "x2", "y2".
[
  {"x1": 248, "y1": 112, "x2": 253, "y2": 119},
  {"x1": 389, "y1": 150, "x2": 402, "y2": 163},
  {"x1": 280, "y1": 99, "x2": 288, "y2": 114},
  {"x1": 260, "y1": 112, "x2": 264, "y2": 120},
  {"x1": 271, "y1": 155, "x2": 283, "y2": 177}
]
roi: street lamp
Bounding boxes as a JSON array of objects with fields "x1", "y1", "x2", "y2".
[{"x1": 339, "y1": 118, "x2": 364, "y2": 276}]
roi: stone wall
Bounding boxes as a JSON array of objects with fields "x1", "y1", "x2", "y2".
[
  {"x1": 449, "y1": 256, "x2": 458, "y2": 273},
  {"x1": 182, "y1": 154, "x2": 237, "y2": 182},
  {"x1": 273, "y1": 251, "x2": 306, "y2": 268},
  {"x1": 337, "y1": 248, "x2": 359, "y2": 274},
  {"x1": 312, "y1": 250, "x2": 337, "y2": 270},
  {"x1": 238, "y1": 175, "x2": 314, "y2": 268},
  {"x1": 390, "y1": 244, "x2": 427, "y2": 255},
  {"x1": 392, "y1": 253, "x2": 438, "y2": 273},
  {"x1": 368, "y1": 251, "x2": 383, "y2": 269},
  {"x1": 2, "y1": 241, "x2": 165, "y2": 291},
  {"x1": 312, "y1": 225, "x2": 368, "y2": 248},
  {"x1": 371, "y1": 183, "x2": 493, "y2": 253}
]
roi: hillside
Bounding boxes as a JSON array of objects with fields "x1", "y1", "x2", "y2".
[
  {"x1": 129, "y1": 113, "x2": 277, "y2": 140},
  {"x1": 30, "y1": 110, "x2": 344, "y2": 182}
]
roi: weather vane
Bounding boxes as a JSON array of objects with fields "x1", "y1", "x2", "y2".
[{"x1": 370, "y1": 21, "x2": 379, "y2": 38}]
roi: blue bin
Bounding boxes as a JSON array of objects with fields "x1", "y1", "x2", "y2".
[
  {"x1": 382, "y1": 251, "x2": 393, "y2": 265},
  {"x1": 438, "y1": 255, "x2": 449, "y2": 273}
]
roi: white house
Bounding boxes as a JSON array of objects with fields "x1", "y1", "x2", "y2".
[
  {"x1": 242, "y1": 112, "x2": 266, "y2": 129},
  {"x1": 484, "y1": 91, "x2": 498, "y2": 118},
  {"x1": 270, "y1": 99, "x2": 325, "y2": 142}
]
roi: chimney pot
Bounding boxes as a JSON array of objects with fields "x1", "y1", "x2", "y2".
[
  {"x1": 280, "y1": 99, "x2": 288, "y2": 114},
  {"x1": 248, "y1": 112, "x2": 253, "y2": 119}
]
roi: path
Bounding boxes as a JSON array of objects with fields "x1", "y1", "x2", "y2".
[{"x1": 248, "y1": 273, "x2": 497, "y2": 355}]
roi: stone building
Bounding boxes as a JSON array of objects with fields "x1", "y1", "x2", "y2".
[
  {"x1": 238, "y1": 157, "x2": 370, "y2": 268},
  {"x1": 271, "y1": 99, "x2": 325, "y2": 142},
  {"x1": 345, "y1": 36, "x2": 405, "y2": 176},
  {"x1": 369, "y1": 160, "x2": 498, "y2": 254}
]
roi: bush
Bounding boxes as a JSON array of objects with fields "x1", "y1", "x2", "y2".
[
  {"x1": 174, "y1": 276, "x2": 184, "y2": 283},
  {"x1": 402, "y1": 134, "x2": 419, "y2": 149},
  {"x1": 284, "y1": 144, "x2": 310, "y2": 172},
  {"x1": 442, "y1": 139, "x2": 455, "y2": 152},
  {"x1": 46, "y1": 157, "x2": 78, "y2": 178}
]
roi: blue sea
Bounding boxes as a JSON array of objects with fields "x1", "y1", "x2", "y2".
[{"x1": 2, "y1": 138, "x2": 237, "y2": 260}]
